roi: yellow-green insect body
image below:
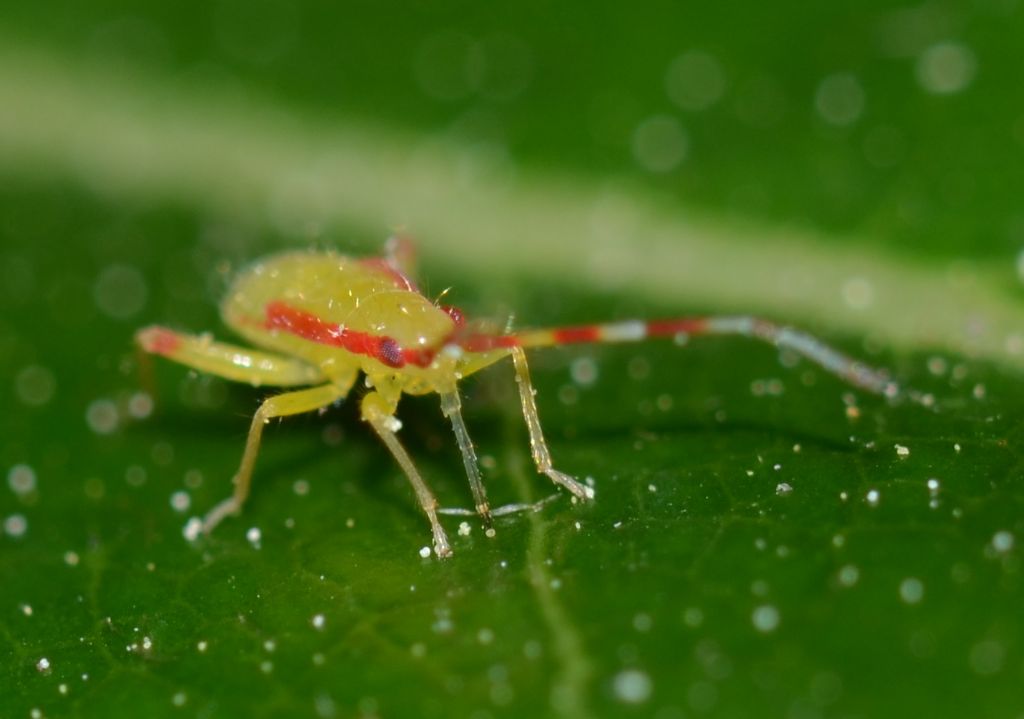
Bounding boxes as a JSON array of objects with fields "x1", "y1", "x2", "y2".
[{"x1": 221, "y1": 250, "x2": 468, "y2": 398}]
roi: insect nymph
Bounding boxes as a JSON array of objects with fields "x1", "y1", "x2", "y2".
[{"x1": 137, "y1": 237, "x2": 897, "y2": 558}]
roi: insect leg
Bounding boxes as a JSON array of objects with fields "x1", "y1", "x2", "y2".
[
  {"x1": 508, "y1": 316, "x2": 898, "y2": 398},
  {"x1": 727, "y1": 317, "x2": 898, "y2": 396},
  {"x1": 136, "y1": 325, "x2": 325, "y2": 387},
  {"x1": 510, "y1": 346, "x2": 595, "y2": 501},
  {"x1": 384, "y1": 233, "x2": 417, "y2": 278},
  {"x1": 203, "y1": 380, "x2": 354, "y2": 534},
  {"x1": 361, "y1": 392, "x2": 453, "y2": 558},
  {"x1": 439, "y1": 390, "x2": 493, "y2": 532}
]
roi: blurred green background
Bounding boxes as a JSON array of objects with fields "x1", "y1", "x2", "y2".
[
  {"x1": 6, "y1": 0, "x2": 1024, "y2": 259},
  {"x1": 2, "y1": 3, "x2": 1024, "y2": 718}
]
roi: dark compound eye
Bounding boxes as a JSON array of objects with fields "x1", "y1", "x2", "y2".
[{"x1": 377, "y1": 338, "x2": 405, "y2": 368}]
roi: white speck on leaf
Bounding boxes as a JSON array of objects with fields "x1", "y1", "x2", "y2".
[
  {"x1": 752, "y1": 605, "x2": 780, "y2": 633},
  {"x1": 613, "y1": 668, "x2": 652, "y2": 703},
  {"x1": 991, "y1": 531, "x2": 1014, "y2": 553},
  {"x1": 899, "y1": 577, "x2": 924, "y2": 604}
]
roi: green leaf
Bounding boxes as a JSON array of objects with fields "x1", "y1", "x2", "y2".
[
  {"x1": 2, "y1": 16, "x2": 1024, "y2": 719},
  {"x1": 3, "y1": 180, "x2": 1022, "y2": 718}
]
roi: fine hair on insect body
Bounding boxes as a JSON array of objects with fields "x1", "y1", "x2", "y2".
[{"x1": 137, "y1": 236, "x2": 900, "y2": 558}]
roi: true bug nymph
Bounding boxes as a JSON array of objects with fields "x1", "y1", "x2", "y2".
[{"x1": 137, "y1": 238, "x2": 897, "y2": 558}]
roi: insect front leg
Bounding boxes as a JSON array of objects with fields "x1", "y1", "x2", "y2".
[
  {"x1": 439, "y1": 390, "x2": 493, "y2": 533},
  {"x1": 361, "y1": 391, "x2": 452, "y2": 558},
  {"x1": 203, "y1": 378, "x2": 355, "y2": 534},
  {"x1": 510, "y1": 347, "x2": 595, "y2": 501}
]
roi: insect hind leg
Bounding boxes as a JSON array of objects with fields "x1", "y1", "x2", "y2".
[
  {"x1": 136, "y1": 326, "x2": 325, "y2": 387},
  {"x1": 384, "y1": 233, "x2": 417, "y2": 278},
  {"x1": 510, "y1": 347, "x2": 595, "y2": 501}
]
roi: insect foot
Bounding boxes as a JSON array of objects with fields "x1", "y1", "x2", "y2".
[
  {"x1": 201, "y1": 496, "x2": 243, "y2": 535},
  {"x1": 545, "y1": 469, "x2": 595, "y2": 501},
  {"x1": 432, "y1": 527, "x2": 453, "y2": 559}
]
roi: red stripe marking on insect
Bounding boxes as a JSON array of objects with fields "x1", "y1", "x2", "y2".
[
  {"x1": 137, "y1": 326, "x2": 182, "y2": 355},
  {"x1": 264, "y1": 301, "x2": 421, "y2": 368},
  {"x1": 402, "y1": 347, "x2": 437, "y2": 367},
  {"x1": 552, "y1": 326, "x2": 602, "y2": 344},
  {"x1": 458, "y1": 334, "x2": 520, "y2": 353},
  {"x1": 645, "y1": 318, "x2": 708, "y2": 337},
  {"x1": 440, "y1": 305, "x2": 466, "y2": 328}
]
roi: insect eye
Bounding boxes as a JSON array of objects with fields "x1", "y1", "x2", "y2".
[{"x1": 377, "y1": 338, "x2": 405, "y2": 368}]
